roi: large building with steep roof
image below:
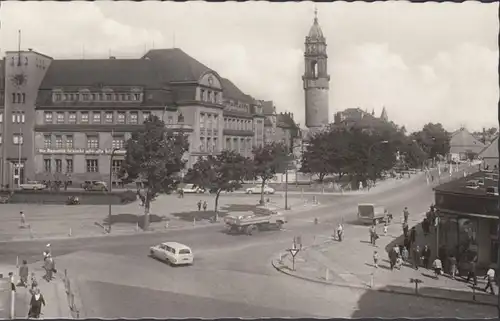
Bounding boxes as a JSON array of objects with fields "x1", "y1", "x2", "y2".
[
  {"x1": 0, "y1": 47, "x2": 294, "y2": 187},
  {"x1": 449, "y1": 128, "x2": 485, "y2": 162}
]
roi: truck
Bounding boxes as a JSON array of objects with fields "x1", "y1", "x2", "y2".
[
  {"x1": 223, "y1": 205, "x2": 287, "y2": 235},
  {"x1": 357, "y1": 203, "x2": 391, "y2": 225}
]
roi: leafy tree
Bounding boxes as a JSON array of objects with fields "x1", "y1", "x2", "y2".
[
  {"x1": 399, "y1": 140, "x2": 428, "y2": 169},
  {"x1": 119, "y1": 115, "x2": 189, "y2": 230},
  {"x1": 412, "y1": 123, "x2": 450, "y2": 159},
  {"x1": 184, "y1": 150, "x2": 249, "y2": 219},
  {"x1": 250, "y1": 142, "x2": 289, "y2": 204}
]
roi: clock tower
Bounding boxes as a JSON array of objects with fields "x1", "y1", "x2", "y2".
[{"x1": 302, "y1": 9, "x2": 330, "y2": 130}]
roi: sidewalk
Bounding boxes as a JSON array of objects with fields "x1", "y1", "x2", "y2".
[
  {"x1": 0, "y1": 263, "x2": 72, "y2": 318},
  {"x1": 272, "y1": 211, "x2": 498, "y2": 307}
]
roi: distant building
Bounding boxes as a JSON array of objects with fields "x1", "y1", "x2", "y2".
[
  {"x1": 262, "y1": 100, "x2": 298, "y2": 149},
  {"x1": 303, "y1": 9, "x2": 330, "y2": 131},
  {"x1": 478, "y1": 136, "x2": 499, "y2": 170},
  {"x1": 449, "y1": 128, "x2": 485, "y2": 162},
  {"x1": 333, "y1": 107, "x2": 391, "y2": 133},
  {"x1": 0, "y1": 48, "x2": 296, "y2": 187}
]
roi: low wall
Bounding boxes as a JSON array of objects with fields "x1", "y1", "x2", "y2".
[{"x1": 0, "y1": 190, "x2": 136, "y2": 205}]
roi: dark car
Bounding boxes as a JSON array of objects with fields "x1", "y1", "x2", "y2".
[{"x1": 81, "y1": 180, "x2": 108, "y2": 192}]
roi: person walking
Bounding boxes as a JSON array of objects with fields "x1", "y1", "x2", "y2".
[
  {"x1": 449, "y1": 255, "x2": 457, "y2": 280},
  {"x1": 402, "y1": 221, "x2": 409, "y2": 238},
  {"x1": 28, "y1": 288, "x2": 46, "y2": 319},
  {"x1": 29, "y1": 272, "x2": 38, "y2": 295},
  {"x1": 484, "y1": 266, "x2": 496, "y2": 295},
  {"x1": 432, "y1": 257, "x2": 443, "y2": 279},
  {"x1": 373, "y1": 250, "x2": 379, "y2": 268},
  {"x1": 43, "y1": 255, "x2": 55, "y2": 282},
  {"x1": 422, "y1": 245, "x2": 431, "y2": 269},
  {"x1": 389, "y1": 249, "x2": 397, "y2": 270},
  {"x1": 403, "y1": 207, "x2": 410, "y2": 223},
  {"x1": 337, "y1": 223, "x2": 344, "y2": 242},
  {"x1": 369, "y1": 225, "x2": 378, "y2": 246},
  {"x1": 203, "y1": 201, "x2": 207, "y2": 211},
  {"x1": 197, "y1": 200, "x2": 202, "y2": 211},
  {"x1": 413, "y1": 245, "x2": 421, "y2": 270},
  {"x1": 20, "y1": 211, "x2": 26, "y2": 228},
  {"x1": 401, "y1": 246, "x2": 409, "y2": 263},
  {"x1": 18, "y1": 260, "x2": 29, "y2": 287},
  {"x1": 467, "y1": 259, "x2": 478, "y2": 285}
]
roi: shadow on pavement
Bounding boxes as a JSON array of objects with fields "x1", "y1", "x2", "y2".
[
  {"x1": 170, "y1": 204, "x2": 258, "y2": 222},
  {"x1": 351, "y1": 284, "x2": 496, "y2": 318},
  {"x1": 103, "y1": 213, "x2": 166, "y2": 229}
]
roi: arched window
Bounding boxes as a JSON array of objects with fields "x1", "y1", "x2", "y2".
[
  {"x1": 311, "y1": 61, "x2": 318, "y2": 78},
  {"x1": 22, "y1": 93, "x2": 26, "y2": 103},
  {"x1": 12, "y1": 93, "x2": 16, "y2": 103}
]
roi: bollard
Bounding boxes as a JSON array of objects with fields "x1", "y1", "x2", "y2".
[
  {"x1": 325, "y1": 268, "x2": 329, "y2": 281},
  {"x1": 68, "y1": 228, "x2": 72, "y2": 237},
  {"x1": 9, "y1": 272, "x2": 15, "y2": 319},
  {"x1": 193, "y1": 217, "x2": 196, "y2": 226},
  {"x1": 370, "y1": 272, "x2": 374, "y2": 288},
  {"x1": 135, "y1": 222, "x2": 139, "y2": 232}
]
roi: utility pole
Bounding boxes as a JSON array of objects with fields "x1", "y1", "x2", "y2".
[
  {"x1": 108, "y1": 129, "x2": 118, "y2": 233},
  {"x1": 17, "y1": 127, "x2": 22, "y2": 188}
]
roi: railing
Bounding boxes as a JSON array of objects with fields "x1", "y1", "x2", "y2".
[{"x1": 63, "y1": 269, "x2": 80, "y2": 318}]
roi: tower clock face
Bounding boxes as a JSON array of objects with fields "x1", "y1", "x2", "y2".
[{"x1": 10, "y1": 73, "x2": 28, "y2": 88}]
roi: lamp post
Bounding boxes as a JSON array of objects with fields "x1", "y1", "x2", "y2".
[
  {"x1": 107, "y1": 148, "x2": 119, "y2": 233},
  {"x1": 367, "y1": 140, "x2": 389, "y2": 181}
]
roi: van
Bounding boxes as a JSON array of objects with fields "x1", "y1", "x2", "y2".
[
  {"x1": 149, "y1": 242, "x2": 194, "y2": 266},
  {"x1": 358, "y1": 203, "x2": 389, "y2": 225}
]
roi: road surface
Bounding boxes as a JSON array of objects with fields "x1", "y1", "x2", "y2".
[{"x1": 0, "y1": 170, "x2": 493, "y2": 318}]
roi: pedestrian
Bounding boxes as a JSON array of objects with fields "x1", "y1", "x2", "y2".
[
  {"x1": 466, "y1": 259, "x2": 478, "y2": 285},
  {"x1": 197, "y1": 200, "x2": 202, "y2": 211},
  {"x1": 203, "y1": 201, "x2": 207, "y2": 211},
  {"x1": 28, "y1": 288, "x2": 46, "y2": 319},
  {"x1": 403, "y1": 236, "x2": 411, "y2": 251},
  {"x1": 18, "y1": 260, "x2": 29, "y2": 287},
  {"x1": 401, "y1": 246, "x2": 409, "y2": 263},
  {"x1": 403, "y1": 207, "x2": 409, "y2": 223},
  {"x1": 413, "y1": 245, "x2": 421, "y2": 270},
  {"x1": 369, "y1": 225, "x2": 376, "y2": 245},
  {"x1": 409, "y1": 227, "x2": 417, "y2": 247},
  {"x1": 30, "y1": 272, "x2": 38, "y2": 295},
  {"x1": 373, "y1": 250, "x2": 379, "y2": 268},
  {"x1": 402, "y1": 221, "x2": 409, "y2": 238},
  {"x1": 43, "y1": 255, "x2": 55, "y2": 281},
  {"x1": 20, "y1": 211, "x2": 26, "y2": 228},
  {"x1": 422, "y1": 245, "x2": 431, "y2": 269},
  {"x1": 432, "y1": 257, "x2": 443, "y2": 279},
  {"x1": 383, "y1": 222, "x2": 388, "y2": 236},
  {"x1": 389, "y1": 249, "x2": 397, "y2": 270},
  {"x1": 484, "y1": 266, "x2": 496, "y2": 295},
  {"x1": 449, "y1": 255, "x2": 457, "y2": 280}
]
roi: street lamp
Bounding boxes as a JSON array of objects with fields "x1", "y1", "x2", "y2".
[
  {"x1": 107, "y1": 148, "x2": 119, "y2": 233},
  {"x1": 367, "y1": 140, "x2": 389, "y2": 180}
]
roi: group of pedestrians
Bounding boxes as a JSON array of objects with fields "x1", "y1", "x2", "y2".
[{"x1": 197, "y1": 200, "x2": 208, "y2": 211}]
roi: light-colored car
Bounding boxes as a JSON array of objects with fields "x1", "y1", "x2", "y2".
[
  {"x1": 357, "y1": 203, "x2": 390, "y2": 225},
  {"x1": 245, "y1": 185, "x2": 275, "y2": 194},
  {"x1": 181, "y1": 184, "x2": 205, "y2": 194},
  {"x1": 149, "y1": 242, "x2": 194, "y2": 266},
  {"x1": 20, "y1": 181, "x2": 47, "y2": 190}
]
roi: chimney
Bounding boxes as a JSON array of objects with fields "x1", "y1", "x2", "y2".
[
  {"x1": 109, "y1": 56, "x2": 116, "y2": 60},
  {"x1": 28, "y1": 48, "x2": 33, "y2": 52}
]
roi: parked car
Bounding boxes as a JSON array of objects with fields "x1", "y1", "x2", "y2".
[
  {"x1": 149, "y1": 242, "x2": 194, "y2": 266},
  {"x1": 245, "y1": 185, "x2": 275, "y2": 194},
  {"x1": 82, "y1": 180, "x2": 108, "y2": 191},
  {"x1": 180, "y1": 184, "x2": 205, "y2": 194},
  {"x1": 20, "y1": 181, "x2": 47, "y2": 190}
]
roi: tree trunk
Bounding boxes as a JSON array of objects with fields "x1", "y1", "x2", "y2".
[
  {"x1": 214, "y1": 189, "x2": 222, "y2": 220},
  {"x1": 260, "y1": 180, "x2": 266, "y2": 205},
  {"x1": 318, "y1": 173, "x2": 325, "y2": 183},
  {"x1": 143, "y1": 189, "x2": 151, "y2": 231}
]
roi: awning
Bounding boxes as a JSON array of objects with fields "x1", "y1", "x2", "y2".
[{"x1": 436, "y1": 208, "x2": 498, "y2": 220}]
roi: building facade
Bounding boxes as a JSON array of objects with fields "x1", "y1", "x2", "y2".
[
  {"x1": 303, "y1": 9, "x2": 330, "y2": 130},
  {"x1": 0, "y1": 48, "x2": 295, "y2": 187}
]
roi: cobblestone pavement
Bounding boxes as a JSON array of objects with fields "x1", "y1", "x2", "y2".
[{"x1": 273, "y1": 209, "x2": 498, "y2": 308}]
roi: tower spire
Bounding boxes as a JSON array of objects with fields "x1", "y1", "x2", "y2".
[
  {"x1": 17, "y1": 30, "x2": 22, "y2": 66},
  {"x1": 314, "y1": 6, "x2": 318, "y2": 22}
]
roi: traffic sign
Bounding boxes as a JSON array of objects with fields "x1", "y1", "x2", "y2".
[{"x1": 288, "y1": 248, "x2": 299, "y2": 257}]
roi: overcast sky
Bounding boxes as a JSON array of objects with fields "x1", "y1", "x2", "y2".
[{"x1": 0, "y1": 1, "x2": 498, "y2": 132}]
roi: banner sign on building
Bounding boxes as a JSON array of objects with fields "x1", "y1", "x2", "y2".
[{"x1": 37, "y1": 149, "x2": 126, "y2": 155}]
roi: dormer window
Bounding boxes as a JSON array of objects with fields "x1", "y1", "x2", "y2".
[{"x1": 53, "y1": 93, "x2": 62, "y2": 102}]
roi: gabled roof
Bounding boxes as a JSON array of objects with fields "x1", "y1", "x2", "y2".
[
  {"x1": 479, "y1": 136, "x2": 499, "y2": 159},
  {"x1": 40, "y1": 59, "x2": 161, "y2": 89},
  {"x1": 450, "y1": 128, "x2": 485, "y2": 154},
  {"x1": 220, "y1": 78, "x2": 253, "y2": 104},
  {"x1": 143, "y1": 48, "x2": 212, "y2": 83},
  {"x1": 277, "y1": 113, "x2": 298, "y2": 129}
]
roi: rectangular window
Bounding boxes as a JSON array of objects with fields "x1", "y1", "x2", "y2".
[
  {"x1": 112, "y1": 136, "x2": 125, "y2": 149},
  {"x1": 200, "y1": 89, "x2": 205, "y2": 101},
  {"x1": 112, "y1": 160, "x2": 123, "y2": 173},
  {"x1": 105, "y1": 112, "x2": 113, "y2": 123},
  {"x1": 225, "y1": 138, "x2": 230, "y2": 150},
  {"x1": 44, "y1": 159, "x2": 51, "y2": 173},
  {"x1": 13, "y1": 134, "x2": 23, "y2": 145},
  {"x1": 86, "y1": 159, "x2": 99, "y2": 173},
  {"x1": 44, "y1": 135, "x2": 51, "y2": 149},
  {"x1": 55, "y1": 135, "x2": 63, "y2": 149},
  {"x1": 82, "y1": 93, "x2": 90, "y2": 101},
  {"x1": 68, "y1": 112, "x2": 76, "y2": 124},
  {"x1": 142, "y1": 112, "x2": 151, "y2": 122},
  {"x1": 44, "y1": 112, "x2": 53, "y2": 123},
  {"x1": 66, "y1": 135, "x2": 73, "y2": 149},
  {"x1": 57, "y1": 112, "x2": 65, "y2": 124},
  {"x1": 66, "y1": 159, "x2": 73, "y2": 173},
  {"x1": 213, "y1": 116, "x2": 218, "y2": 129},
  {"x1": 0, "y1": 112, "x2": 3, "y2": 123},
  {"x1": 54, "y1": 93, "x2": 62, "y2": 101},
  {"x1": 207, "y1": 115, "x2": 212, "y2": 130},
  {"x1": 130, "y1": 112, "x2": 138, "y2": 124},
  {"x1": 207, "y1": 137, "x2": 212, "y2": 152},
  {"x1": 167, "y1": 116, "x2": 173, "y2": 125},
  {"x1": 117, "y1": 112, "x2": 125, "y2": 124},
  {"x1": 133, "y1": 93, "x2": 141, "y2": 101},
  {"x1": 199, "y1": 113, "x2": 205, "y2": 129},
  {"x1": 92, "y1": 112, "x2": 101, "y2": 123},
  {"x1": 199, "y1": 137, "x2": 205, "y2": 152},
  {"x1": 55, "y1": 159, "x2": 63, "y2": 173},
  {"x1": 80, "y1": 112, "x2": 89, "y2": 123},
  {"x1": 86, "y1": 135, "x2": 99, "y2": 149},
  {"x1": 213, "y1": 138, "x2": 218, "y2": 152}
]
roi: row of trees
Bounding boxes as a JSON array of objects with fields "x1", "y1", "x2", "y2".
[
  {"x1": 118, "y1": 115, "x2": 451, "y2": 230},
  {"x1": 300, "y1": 122, "x2": 451, "y2": 187},
  {"x1": 118, "y1": 115, "x2": 290, "y2": 230}
]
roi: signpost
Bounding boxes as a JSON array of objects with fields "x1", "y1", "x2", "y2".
[{"x1": 287, "y1": 248, "x2": 300, "y2": 271}]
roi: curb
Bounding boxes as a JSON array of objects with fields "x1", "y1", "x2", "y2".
[{"x1": 271, "y1": 258, "x2": 497, "y2": 307}]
